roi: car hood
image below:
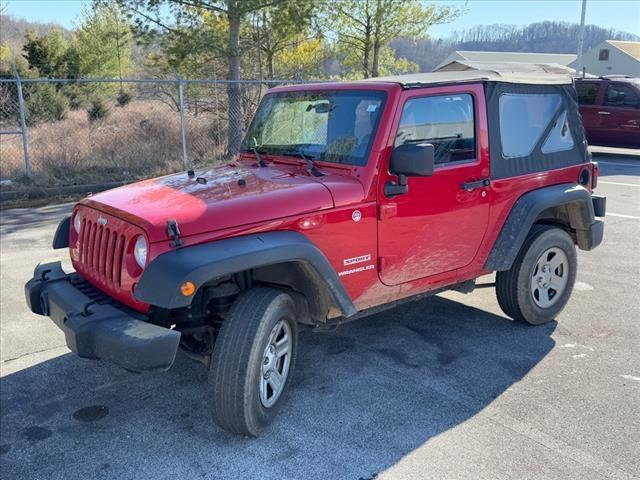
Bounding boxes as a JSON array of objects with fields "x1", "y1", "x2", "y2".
[{"x1": 81, "y1": 164, "x2": 344, "y2": 242}]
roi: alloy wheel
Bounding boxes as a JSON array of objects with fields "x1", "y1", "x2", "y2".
[
  {"x1": 259, "y1": 319, "x2": 292, "y2": 408},
  {"x1": 530, "y1": 247, "x2": 569, "y2": 308}
]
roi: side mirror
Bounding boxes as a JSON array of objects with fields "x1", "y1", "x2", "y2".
[
  {"x1": 390, "y1": 143, "x2": 435, "y2": 177},
  {"x1": 385, "y1": 143, "x2": 435, "y2": 198}
]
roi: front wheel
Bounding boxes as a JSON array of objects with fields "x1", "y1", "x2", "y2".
[
  {"x1": 496, "y1": 225, "x2": 577, "y2": 325},
  {"x1": 208, "y1": 288, "x2": 298, "y2": 436}
]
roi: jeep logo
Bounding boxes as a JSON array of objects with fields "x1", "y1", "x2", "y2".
[{"x1": 97, "y1": 216, "x2": 108, "y2": 226}]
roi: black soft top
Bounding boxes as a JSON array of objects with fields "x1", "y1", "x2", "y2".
[{"x1": 364, "y1": 69, "x2": 588, "y2": 180}]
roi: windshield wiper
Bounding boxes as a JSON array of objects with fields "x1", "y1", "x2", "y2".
[
  {"x1": 283, "y1": 150, "x2": 323, "y2": 177},
  {"x1": 252, "y1": 147, "x2": 266, "y2": 168}
]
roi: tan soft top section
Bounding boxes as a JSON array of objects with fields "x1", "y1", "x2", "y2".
[{"x1": 363, "y1": 69, "x2": 574, "y2": 87}]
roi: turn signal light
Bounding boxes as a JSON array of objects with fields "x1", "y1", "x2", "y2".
[{"x1": 180, "y1": 281, "x2": 196, "y2": 296}]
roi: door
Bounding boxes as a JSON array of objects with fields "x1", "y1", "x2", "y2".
[
  {"x1": 575, "y1": 81, "x2": 604, "y2": 144},
  {"x1": 598, "y1": 83, "x2": 640, "y2": 148},
  {"x1": 377, "y1": 85, "x2": 490, "y2": 286}
]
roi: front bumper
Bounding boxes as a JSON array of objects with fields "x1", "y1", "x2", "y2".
[{"x1": 24, "y1": 262, "x2": 180, "y2": 372}]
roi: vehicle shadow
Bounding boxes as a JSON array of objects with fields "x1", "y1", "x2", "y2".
[{"x1": 0, "y1": 296, "x2": 556, "y2": 480}]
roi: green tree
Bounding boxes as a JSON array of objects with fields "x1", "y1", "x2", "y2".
[
  {"x1": 146, "y1": 9, "x2": 228, "y2": 78},
  {"x1": 338, "y1": 43, "x2": 419, "y2": 79},
  {"x1": 115, "y1": 0, "x2": 297, "y2": 156},
  {"x1": 24, "y1": 83, "x2": 69, "y2": 125},
  {"x1": 73, "y1": 4, "x2": 134, "y2": 80},
  {"x1": 15, "y1": 30, "x2": 73, "y2": 124},
  {"x1": 329, "y1": 0, "x2": 460, "y2": 78},
  {"x1": 274, "y1": 37, "x2": 325, "y2": 80},
  {"x1": 250, "y1": 1, "x2": 315, "y2": 78},
  {"x1": 22, "y1": 28, "x2": 73, "y2": 78},
  {"x1": 0, "y1": 43, "x2": 9, "y2": 62}
]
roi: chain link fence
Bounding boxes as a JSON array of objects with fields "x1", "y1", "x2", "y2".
[{"x1": 0, "y1": 75, "x2": 306, "y2": 195}]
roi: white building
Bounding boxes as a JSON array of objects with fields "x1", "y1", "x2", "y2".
[
  {"x1": 435, "y1": 42, "x2": 640, "y2": 78},
  {"x1": 571, "y1": 40, "x2": 640, "y2": 77}
]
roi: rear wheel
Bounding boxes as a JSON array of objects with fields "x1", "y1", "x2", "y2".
[
  {"x1": 496, "y1": 225, "x2": 577, "y2": 325},
  {"x1": 208, "y1": 288, "x2": 298, "y2": 436}
]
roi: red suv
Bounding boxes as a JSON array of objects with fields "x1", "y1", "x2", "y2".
[
  {"x1": 25, "y1": 70, "x2": 605, "y2": 436},
  {"x1": 575, "y1": 76, "x2": 640, "y2": 148}
]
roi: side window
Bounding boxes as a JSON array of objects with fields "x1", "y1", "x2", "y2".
[
  {"x1": 541, "y1": 110, "x2": 575, "y2": 154},
  {"x1": 605, "y1": 84, "x2": 638, "y2": 107},
  {"x1": 394, "y1": 93, "x2": 475, "y2": 164},
  {"x1": 498, "y1": 93, "x2": 562, "y2": 158},
  {"x1": 575, "y1": 83, "x2": 600, "y2": 105}
]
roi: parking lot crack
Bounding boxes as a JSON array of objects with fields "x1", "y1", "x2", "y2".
[{"x1": 0, "y1": 345, "x2": 67, "y2": 364}]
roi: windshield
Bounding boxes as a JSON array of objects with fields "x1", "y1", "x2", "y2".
[{"x1": 241, "y1": 90, "x2": 387, "y2": 166}]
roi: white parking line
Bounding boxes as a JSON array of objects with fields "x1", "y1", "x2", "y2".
[
  {"x1": 598, "y1": 181, "x2": 640, "y2": 188},
  {"x1": 607, "y1": 212, "x2": 640, "y2": 220}
]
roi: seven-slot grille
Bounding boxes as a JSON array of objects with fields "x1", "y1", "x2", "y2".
[{"x1": 78, "y1": 217, "x2": 126, "y2": 287}]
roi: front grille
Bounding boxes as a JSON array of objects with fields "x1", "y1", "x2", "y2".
[{"x1": 78, "y1": 218, "x2": 126, "y2": 287}]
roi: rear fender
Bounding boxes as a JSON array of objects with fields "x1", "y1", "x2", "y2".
[{"x1": 485, "y1": 183, "x2": 602, "y2": 271}]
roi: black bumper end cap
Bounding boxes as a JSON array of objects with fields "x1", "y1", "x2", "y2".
[
  {"x1": 25, "y1": 261, "x2": 180, "y2": 372},
  {"x1": 576, "y1": 219, "x2": 604, "y2": 251},
  {"x1": 591, "y1": 194, "x2": 606, "y2": 218}
]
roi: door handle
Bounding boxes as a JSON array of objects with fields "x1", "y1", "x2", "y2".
[
  {"x1": 597, "y1": 111, "x2": 611, "y2": 115},
  {"x1": 461, "y1": 179, "x2": 490, "y2": 191}
]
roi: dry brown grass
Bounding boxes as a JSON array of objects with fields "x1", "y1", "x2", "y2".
[{"x1": 0, "y1": 99, "x2": 228, "y2": 189}]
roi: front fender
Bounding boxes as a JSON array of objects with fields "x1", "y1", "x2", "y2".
[
  {"x1": 52, "y1": 216, "x2": 71, "y2": 249},
  {"x1": 134, "y1": 231, "x2": 357, "y2": 317}
]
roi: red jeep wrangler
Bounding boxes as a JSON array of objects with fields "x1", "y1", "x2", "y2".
[{"x1": 25, "y1": 70, "x2": 606, "y2": 436}]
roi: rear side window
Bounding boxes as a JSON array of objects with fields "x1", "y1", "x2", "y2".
[
  {"x1": 575, "y1": 82, "x2": 600, "y2": 105},
  {"x1": 499, "y1": 93, "x2": 564, "y2": 157},
  {"x1": 541, "y1": 110, "x2": 575, "y2": 154},
  {"x1": 605, "y1": 84, "x2": 639, "y2": 107},
  {"x1": 395, "y1": 93, "x2": 475, "y2": 164}
]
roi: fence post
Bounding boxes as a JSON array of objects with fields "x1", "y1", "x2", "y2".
[
  {"x1": 176, "y1": 75, "x2": 189, "y2": 171},
  {"x1": 12, "y1": 64, "x2": 31, "y2": 178}
]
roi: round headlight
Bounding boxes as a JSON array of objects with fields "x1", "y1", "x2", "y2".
[
  {"x1": 73, "y1": 212, "x2": 82, "y2": 233},
  {"x1": 134, "y1": 236, "x2": 148, "y2": 268}
]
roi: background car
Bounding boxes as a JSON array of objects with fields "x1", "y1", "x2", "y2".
[{"x1": 575, "y1": 76, "x2": 640, "y2": 148}]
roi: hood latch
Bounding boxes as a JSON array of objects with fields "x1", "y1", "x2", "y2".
[{"x1": 167, "y1": 219, "x2": 183, "y2": 248}]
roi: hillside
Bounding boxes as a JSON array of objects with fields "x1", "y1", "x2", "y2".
[
  {"x1": 393, "y1": 21, "x2": 640, "y2": 72},
  {"x1": 0, "y1": 14, "x2": 71, "y2": 61},
  {"x1": 1, "y1": 15, "x2": 638, "y2": 77}
]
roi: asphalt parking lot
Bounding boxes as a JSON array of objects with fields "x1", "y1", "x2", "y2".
[{"x1": 1, "y1": 152, "x2": 639, "y2": 480}]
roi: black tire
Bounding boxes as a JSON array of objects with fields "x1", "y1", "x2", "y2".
[
  {"x1": 208, "y1": 287, "x2": 298, "y2": 436},
  {"x1": 496, "y1": 224, "x2": 577, "y2": 325}
]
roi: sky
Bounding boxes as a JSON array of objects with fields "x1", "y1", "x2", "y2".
[{"x1": 1, "y1": 0, "x2": 639, "y2": 38}]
